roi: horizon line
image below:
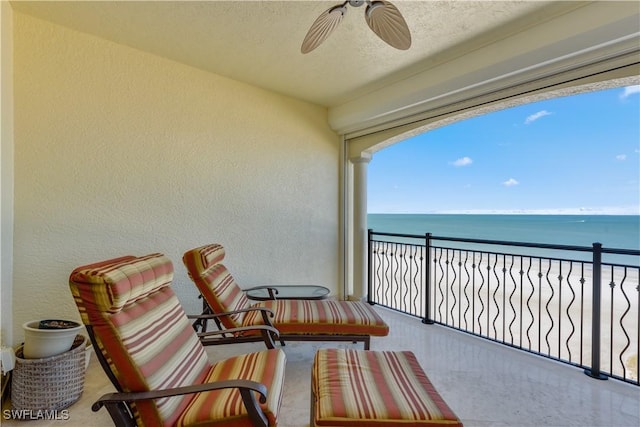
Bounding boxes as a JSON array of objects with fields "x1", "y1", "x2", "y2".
[{"x1": 368, "y1": 208, "x2": 640, "y2": 215}]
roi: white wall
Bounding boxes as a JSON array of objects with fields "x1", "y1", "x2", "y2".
[{"x1": 10, "y1": 12, "x2": 340, "y2": 344}]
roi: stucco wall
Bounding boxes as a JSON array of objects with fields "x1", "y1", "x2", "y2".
[{"x1": 11, "y1": 12, "x2": 339, "y2": 343}]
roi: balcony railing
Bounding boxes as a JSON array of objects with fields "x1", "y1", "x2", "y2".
[{"x1": 368, "y1": 229, "x2": 640, "y2": 386}]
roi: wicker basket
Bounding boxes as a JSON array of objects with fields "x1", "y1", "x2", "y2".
[{"x1": 11, "y1": 335, "x2": 86, "y2": 411}]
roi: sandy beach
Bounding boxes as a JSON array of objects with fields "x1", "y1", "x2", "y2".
[{"x1": 370, "y1": 243, "x2": 639, "y2": 381}]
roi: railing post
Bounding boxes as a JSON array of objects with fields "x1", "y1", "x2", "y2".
[
  {"x1": 423, "y1": 233, "x2": 434, "y2": 324},
  {"x1": 584, "y1": 242, "x2": 607, "y2": 380},
  {"x1": 367, "y1": 229, "x2": 373, "y2": 305}
]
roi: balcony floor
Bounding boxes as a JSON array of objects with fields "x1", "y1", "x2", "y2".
[{"x1": 3, "y1": 306, "x2": 639, "y2": 426}]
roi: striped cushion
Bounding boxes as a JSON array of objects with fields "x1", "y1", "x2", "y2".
[
  {"x1": 177, "y1": 348, "x2": 286, "y2": 427},
  {"x1": 245, "y1": 300, "x2": 389, "y2": 337},
  {"x1": 70, "y1": 254, "x2": 214, "y2": 426},
  {"x1": 183, "y1": 244, "x2": 251, "y2": 329},
  {"x1": 68, "y1": 255, "x2": 138, "y2": 325},
  {"x1": 312, "y1": 349, "x2": 463, "y2": 427}
]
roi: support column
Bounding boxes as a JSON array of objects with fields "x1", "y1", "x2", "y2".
[{"x1": 350, "y1": 153, "x2": 371, "y2": 301}]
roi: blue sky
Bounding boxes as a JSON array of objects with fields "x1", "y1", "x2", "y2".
[{"x1": 368, "y1": 85, "x2": 640, "y2": 215}]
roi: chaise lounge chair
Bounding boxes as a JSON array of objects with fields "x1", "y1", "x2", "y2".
[
  {"x1": 69, "y1": 252, "x2": 286, "y2": 427},
  {"x1": 182, "y1": 243, "x2": 389, "y2": 350}
]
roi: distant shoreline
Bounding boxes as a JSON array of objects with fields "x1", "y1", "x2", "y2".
[
  {"x1": 369, "y1": 211, "x2": 640, "y2": 216},
  {"x1": 368, "y1": 214, "x2": 640, "y2": 273}
]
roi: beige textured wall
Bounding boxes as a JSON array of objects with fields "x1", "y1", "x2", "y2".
[{"x1": 11, "y1": 13, "x2": 339, "y2": 343}]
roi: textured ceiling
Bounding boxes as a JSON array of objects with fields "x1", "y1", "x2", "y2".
[{"x1": 10, "y1": 0, "x2": 583, "y2": 107}]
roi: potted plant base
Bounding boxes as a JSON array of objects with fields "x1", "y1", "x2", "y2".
[{"x1": 22, "y1": 319, "x2": 83, "y2": 359}]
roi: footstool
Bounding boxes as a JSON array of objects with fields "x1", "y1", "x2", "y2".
[{"x1": 311, "y1": 348, "x2": 463, "y2": 427}]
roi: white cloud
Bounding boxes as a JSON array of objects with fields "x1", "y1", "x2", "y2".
[
  {"x1": 451, "y1": 156, "x2": 473, "y2": 167},
  {"x1": 524, "y1": 110, "x2": 552, "y2": 124},
  {"x1": 503, "y1": 178, "x2": 519, "y2": 187},
  {"x1": 616, "y1": 154, "x2": 627, "y2": 161},
  {"x1": 620, "y1": 85, "x2": 640, "y2": 99}
]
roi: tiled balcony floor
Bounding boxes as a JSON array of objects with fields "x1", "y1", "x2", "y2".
[{"x1": 3, "y1": 306, "x2": 639, "y2": 426}]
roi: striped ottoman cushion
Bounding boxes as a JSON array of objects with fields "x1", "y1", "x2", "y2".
[{"x1": 312, "y1": 349, "x2": 463, "y2": 427}]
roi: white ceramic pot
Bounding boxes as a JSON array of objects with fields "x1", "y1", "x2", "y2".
[{"x1": 22, "y1": 320, "x2": 83, "y2": 359}]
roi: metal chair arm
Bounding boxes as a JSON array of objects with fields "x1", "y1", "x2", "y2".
[
  {"x1": 93, "y1": 380, "x2": 269, "y2": 427},
  {"x1": 197, "y1": 325, "x2": 280, "y2": 348},
  {"x1": 188, "y1": 306, "x2": 275, "y2": 319}
]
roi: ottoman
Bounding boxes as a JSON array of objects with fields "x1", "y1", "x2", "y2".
[{"x1": 311, "y1": 348, "x2": 463, "y2": 427}]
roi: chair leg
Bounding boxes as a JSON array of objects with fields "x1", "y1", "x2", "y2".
[
  {"x1": 310, "y1": 380, "x2": 316, "y2": 427},
  {"x1": 239, "y1": 388, "x2": 268, "y2": 427},
  {"x1": 192, "y1": 296, "x2": 210, "y2": 333},
  {"x1": 193, "y1": 299, "x2": 232, "y2": 337},
  {"x1": 100, "y1": 402, "x2": 136, "y2": 427}
]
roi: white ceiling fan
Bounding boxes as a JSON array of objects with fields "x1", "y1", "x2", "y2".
[{"x1": 301, "y1": 0, "x2": 412, "y2": 54}]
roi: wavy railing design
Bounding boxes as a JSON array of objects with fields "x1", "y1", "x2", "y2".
[{"x1": 368, "y1": 230, "x2": 640, "y2": 386}]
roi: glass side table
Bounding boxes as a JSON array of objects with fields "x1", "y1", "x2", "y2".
[{"x1": 245, "y1": 285, "x2": 330, "y2": 301}]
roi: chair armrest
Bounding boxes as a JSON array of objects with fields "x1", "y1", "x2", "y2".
[
  {"x1": 197, "y1": 325, "x2": 280, "y2": 349},
  {"x1": 188, "y1": 307, "x2": 277, "y2": 336},
  {"x1": 187, "y1": 311, "x2": 279, "y2": 349},
  {"x1": 188, "y1": 306, "x2": 275, "y2": 319},
  {"x1": 198, "y1": 325, "x2": 279, "y2": 339},
  {"x1": 93, "y1": 379, "x2": 267, "y2": 407},
  {"x1": 93, "y1": 380, "x2": 269, "y2": 427}
]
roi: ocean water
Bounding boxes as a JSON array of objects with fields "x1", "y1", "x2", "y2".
[{"x1": 368, "y1": 214, "x2": 640, "y2": 264}]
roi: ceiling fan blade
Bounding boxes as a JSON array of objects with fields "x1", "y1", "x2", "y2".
[
  {"x1": 301, "y1": 4, "x2": 347, "y2": 54},
  {"x1": 365, "y1": 1, "x2": 411, "y2": 50}
]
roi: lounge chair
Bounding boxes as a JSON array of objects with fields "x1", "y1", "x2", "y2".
[
  {"x1": 182, "y1": 243, "x2": 389, "y2": 350},
  {"x1": 69, "y1": 252, "x2": 286, "y2": 427}
]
